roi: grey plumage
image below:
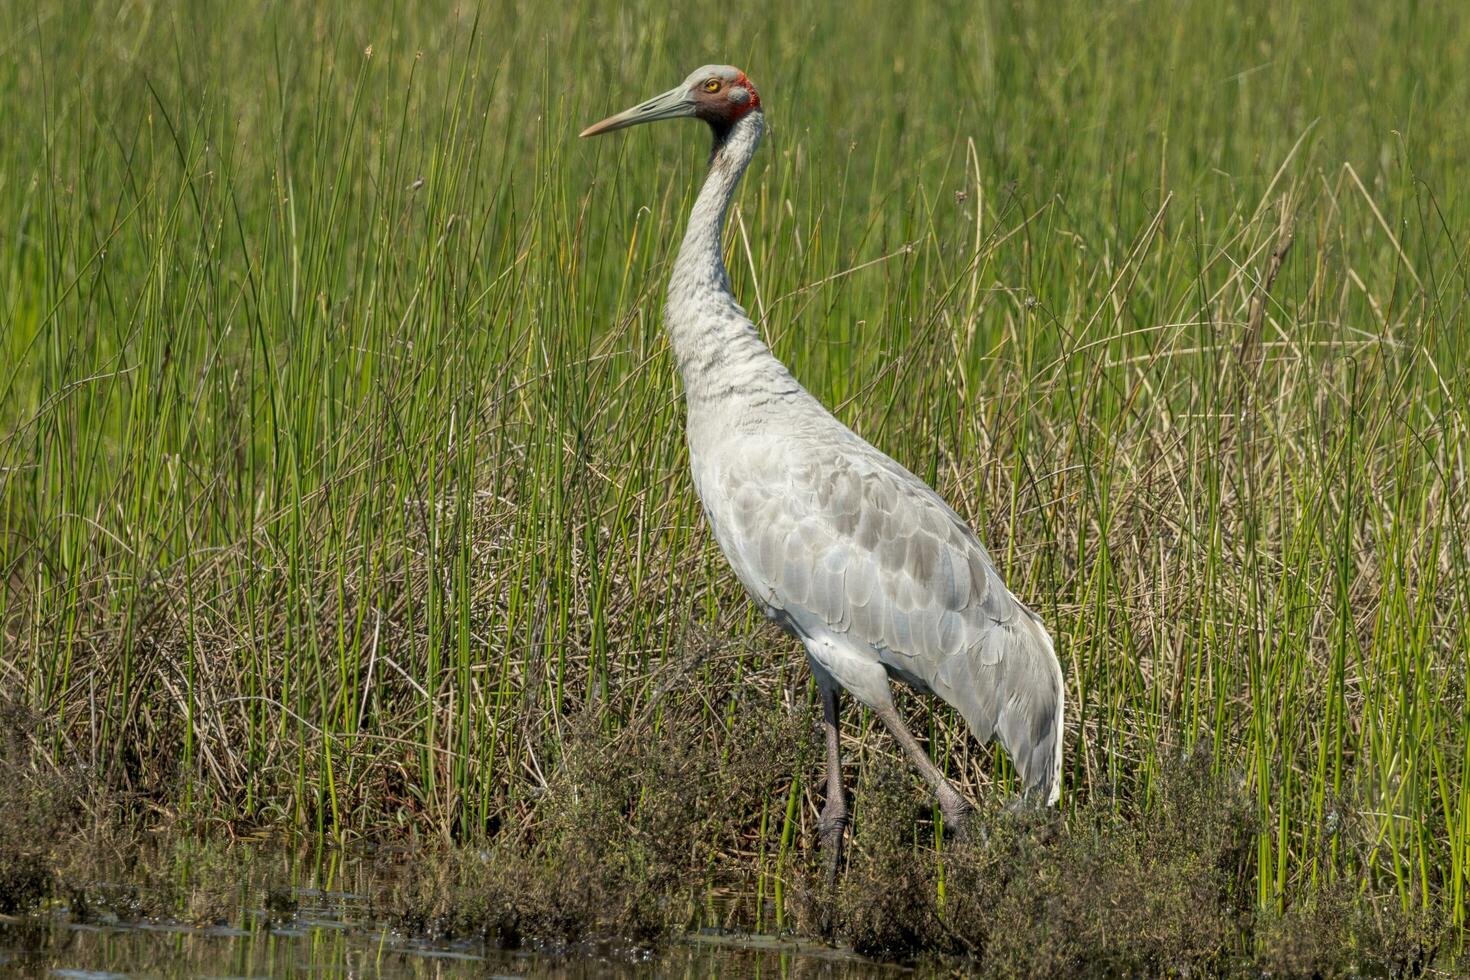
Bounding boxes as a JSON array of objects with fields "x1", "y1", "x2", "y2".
[
  {"x1": 700, "y1": 419, "x2": 1063, "y2": 803},
  {"x1": 582, "y1": 66, "x2": 1064, "y2": 861}
]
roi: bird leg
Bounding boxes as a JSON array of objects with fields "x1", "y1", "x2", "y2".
[
  {"x1": 873, "y1": 704, "x2": 972, "y2": 833},
  {"x1": 816, "y1": 681, "x2": 848, "y2": 883}
]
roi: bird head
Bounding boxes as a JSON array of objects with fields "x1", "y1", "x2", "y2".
[{"x1": 580, "y1": 65, "x2": 761, "y2": 139}]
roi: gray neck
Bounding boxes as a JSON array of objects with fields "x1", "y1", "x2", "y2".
[{"x1": 665, "y1": 111, "x2": 800, "y2": 415}]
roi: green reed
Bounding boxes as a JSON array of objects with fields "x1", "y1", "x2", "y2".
[{"x1": 1, "y1": 0, "x2": 1466, "y2": 932}]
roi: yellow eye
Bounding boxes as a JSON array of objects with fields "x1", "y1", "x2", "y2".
[{"x1": 703, "y1": 79, "x2": 721, "y2": 92}]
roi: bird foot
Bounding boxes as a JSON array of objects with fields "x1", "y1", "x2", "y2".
[
  {"x1": 817, "y1": 803, "x2": 849, "y2": 883},
  {"x1": 939, "y1": 789, "x2": 973, "y2": 838},
  {"x1": 817, "y1": 803, "x2": 848, "y2": 841}
]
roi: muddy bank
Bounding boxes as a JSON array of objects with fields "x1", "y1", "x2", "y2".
[
  {"x1": 0, "y1": 692, "x2": 1449, "y2": 976},
  {"x1": 0, "y1": 865, "x2": 915, "y2": 979},
  {"x1": 800, "y1": 753, "x2": 1442, "y2": 976}
]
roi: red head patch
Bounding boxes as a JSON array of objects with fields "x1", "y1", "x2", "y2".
[{"x1": 732, "y1": 71, "x2": 761, "y2": 116}]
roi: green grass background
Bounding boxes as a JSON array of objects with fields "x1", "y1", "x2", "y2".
[{"x1": 2, "y1": 0, "x2": 1467, "y2": 933}]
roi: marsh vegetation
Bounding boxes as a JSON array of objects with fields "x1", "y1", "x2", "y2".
[{"x1": 2, "y1": 0, "x2": 1467, "y2": 972}]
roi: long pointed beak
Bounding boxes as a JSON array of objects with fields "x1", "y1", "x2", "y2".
[{"x1": 580, "y1": 85, "x2": 697, "y2": 138}]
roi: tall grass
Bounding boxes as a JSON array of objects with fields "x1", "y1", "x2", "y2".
[{"x1": 3, "y1": 0, "x2": 1467, "y2": 934}]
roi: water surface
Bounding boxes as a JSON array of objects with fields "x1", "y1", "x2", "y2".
[{"x1": 0, "y1": 880, "x2": 915, "y2": 978}]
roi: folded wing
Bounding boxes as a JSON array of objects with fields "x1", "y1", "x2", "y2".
[{"x1": 716, "y1": 438, "x2": 1063, "y2": 803}]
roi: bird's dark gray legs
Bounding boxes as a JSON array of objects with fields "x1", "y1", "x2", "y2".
[
  {"x1": 816, "y1": 680, "x2": 848, "y2": 882},
  {"x1": 873, "y1": 704, "x2": 972, "y2": 832}
]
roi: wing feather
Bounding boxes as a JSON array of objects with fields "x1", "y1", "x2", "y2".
[{"x1": 714, "y1": 436, "x2": 1063, "y2": 803}]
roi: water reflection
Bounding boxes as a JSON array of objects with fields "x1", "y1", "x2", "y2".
[{"x1": 0, "y1": 891, "x2": 917, "y2": 978}]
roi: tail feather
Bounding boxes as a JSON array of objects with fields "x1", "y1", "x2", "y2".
[{"x1": 955, "y1": 613, "x2": 1064, "y2": 805}]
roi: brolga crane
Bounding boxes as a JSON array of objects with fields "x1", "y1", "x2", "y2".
[{"x1": 581, "y1": 65, "x2": 1064, "y2": 877}]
